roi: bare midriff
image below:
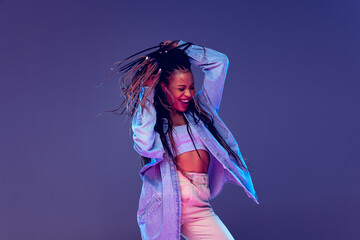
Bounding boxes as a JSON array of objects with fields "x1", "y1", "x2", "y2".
[
  {"x1": 171, "y1": 113, "x2": 210, "y2": 173},
  {"x1": 175, "y1": 149, "x2": 210, "y2": 173}
]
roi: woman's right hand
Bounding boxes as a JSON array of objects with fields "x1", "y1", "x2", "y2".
[{"x1": 144, "y1": 40, "x2": 179, "y2": 87}]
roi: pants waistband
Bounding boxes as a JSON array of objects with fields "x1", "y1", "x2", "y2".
[{"x1": 177, "y1": 170, "x2": 209, "y2": 185}]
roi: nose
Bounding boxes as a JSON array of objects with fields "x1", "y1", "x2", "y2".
[{"x1": 184, "y1": 89, "x2": 192, "y2": 97}]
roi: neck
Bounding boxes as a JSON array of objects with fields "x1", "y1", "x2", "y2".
[
  {"x1": 169, "y1": 110, "x2": 182, "y2": 120},
  {"x1": 169, "y1": 110, "x2": 185, "y2": 125}
]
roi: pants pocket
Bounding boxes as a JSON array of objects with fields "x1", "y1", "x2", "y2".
[{"x1": 193, "y1": 184, "x2": 211, "y2": 203}]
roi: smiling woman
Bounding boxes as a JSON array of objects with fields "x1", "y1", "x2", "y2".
[
  {"x1": 161, "y1": 70, "x2": 195, "y2": 112},
  {"x1": 108, "y1": 40, "x2": 258, "y2": 240},
  {"x1": 160, "y1": 70, "x2": 196, "y2": 119}
]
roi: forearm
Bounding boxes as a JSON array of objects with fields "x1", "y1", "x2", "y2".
[
  {"x1": 178, "y1": 40, "x2": 229, "y2": 112},
  {"x1": 132, "y1": 87, "x2": 165, "y2": 159},
  {"x1": 178, "y1": 40, "x2": 228, "y2": 67}
]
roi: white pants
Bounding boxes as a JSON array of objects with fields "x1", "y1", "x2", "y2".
[{"x1": 177, "y1": 170, "x2": 235, "y2": 240}]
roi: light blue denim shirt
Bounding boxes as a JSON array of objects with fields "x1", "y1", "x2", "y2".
[{"x1": 132, "y1": 41, "x2": 259, "y2": 240}]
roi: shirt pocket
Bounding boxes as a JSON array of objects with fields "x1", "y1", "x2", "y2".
[{"x1": 137, "y1": 193, "x2": 162, "y2": 225}]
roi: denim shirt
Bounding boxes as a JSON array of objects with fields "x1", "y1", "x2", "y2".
[{"x1": 132, "y1": 41, "x2": 259, "y2": 240}]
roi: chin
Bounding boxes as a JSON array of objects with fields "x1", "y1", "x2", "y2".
[
  {"x1": 175, "y1": 103, "x2": 190, "y2": 112},
  {"x1": 174, "y1": 107, "x2": 187, "y2": 112}
]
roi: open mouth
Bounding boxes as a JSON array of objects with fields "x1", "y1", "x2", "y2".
[
  {"x1": 178, "y1": 99, "x2": 191, "y2": 108},
  {"x1": 179, "y1": 99, "x2": 190, "y2": 104}
]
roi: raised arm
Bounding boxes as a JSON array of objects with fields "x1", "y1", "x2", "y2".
[
  {"x1": 178, "y1": 40, "x2": 229, "y2": 113},
  {"x1": 131, "y1": 87, "x2": 165, "y2": 159}
]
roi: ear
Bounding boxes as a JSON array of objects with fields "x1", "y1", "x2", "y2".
[{"x1": 160, "y1": 82, "x2": 167, "y2": 93}]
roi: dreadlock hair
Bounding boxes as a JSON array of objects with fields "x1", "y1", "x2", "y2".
[{"x1": 104, "y1": 41, "x2": 249, "y2": 181}]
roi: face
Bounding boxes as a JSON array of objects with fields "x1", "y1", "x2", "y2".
[{"x1": 161, "y1": 70, "x2": 196, "y2": 112}]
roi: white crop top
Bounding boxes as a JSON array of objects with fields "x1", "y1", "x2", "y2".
[{"x1": 169, "y1": 124, "x2": 208, "y2": 157}]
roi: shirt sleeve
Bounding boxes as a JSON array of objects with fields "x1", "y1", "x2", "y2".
[
  {"x1": 131, "y1": 87, "x2": 165, "y2": 159},
  {"x1": 178, "y1": 40, "x2": 229, "y2": 113}
]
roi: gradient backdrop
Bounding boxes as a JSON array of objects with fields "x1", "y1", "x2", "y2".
[{"x1": 1, "y1": 0, "x2": 359, "y2": 239}]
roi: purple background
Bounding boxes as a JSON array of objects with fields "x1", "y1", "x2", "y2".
[{"x1": 1, "y1": 0, "x2": 359, "y2": 239}]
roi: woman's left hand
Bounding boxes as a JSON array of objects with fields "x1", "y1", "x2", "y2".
[{"x1": 161, "y1": 40, "x2": 179, "y2": 49}]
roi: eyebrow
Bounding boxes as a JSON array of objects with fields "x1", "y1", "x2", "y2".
[{"x1": 177, "y1": 83, "x2": 195, "y2": 87}]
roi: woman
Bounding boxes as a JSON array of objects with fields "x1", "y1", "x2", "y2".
[{"x1": 113, "y1": 40, "x2": 259, "y2": 240}]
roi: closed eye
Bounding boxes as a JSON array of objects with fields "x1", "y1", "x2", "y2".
[{"x1": 178, "y1": 86, "x2": 195, "y2": 91}]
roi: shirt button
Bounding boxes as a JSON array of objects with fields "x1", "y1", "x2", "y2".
[
  {"x1": 216, "y1": 153, "x2": 220, "y2": 156},
  {"x1": 203, "y1": 137, "x2": 207, "y2": 140}
]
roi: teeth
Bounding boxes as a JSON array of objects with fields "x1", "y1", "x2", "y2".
[{"x1": 180, "y1": 99, "x2": 189, "y2": 103}]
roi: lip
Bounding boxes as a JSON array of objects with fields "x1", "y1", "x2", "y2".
[{"x1": 178, "y1": 99, "x2": 190, "y2": 108}]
